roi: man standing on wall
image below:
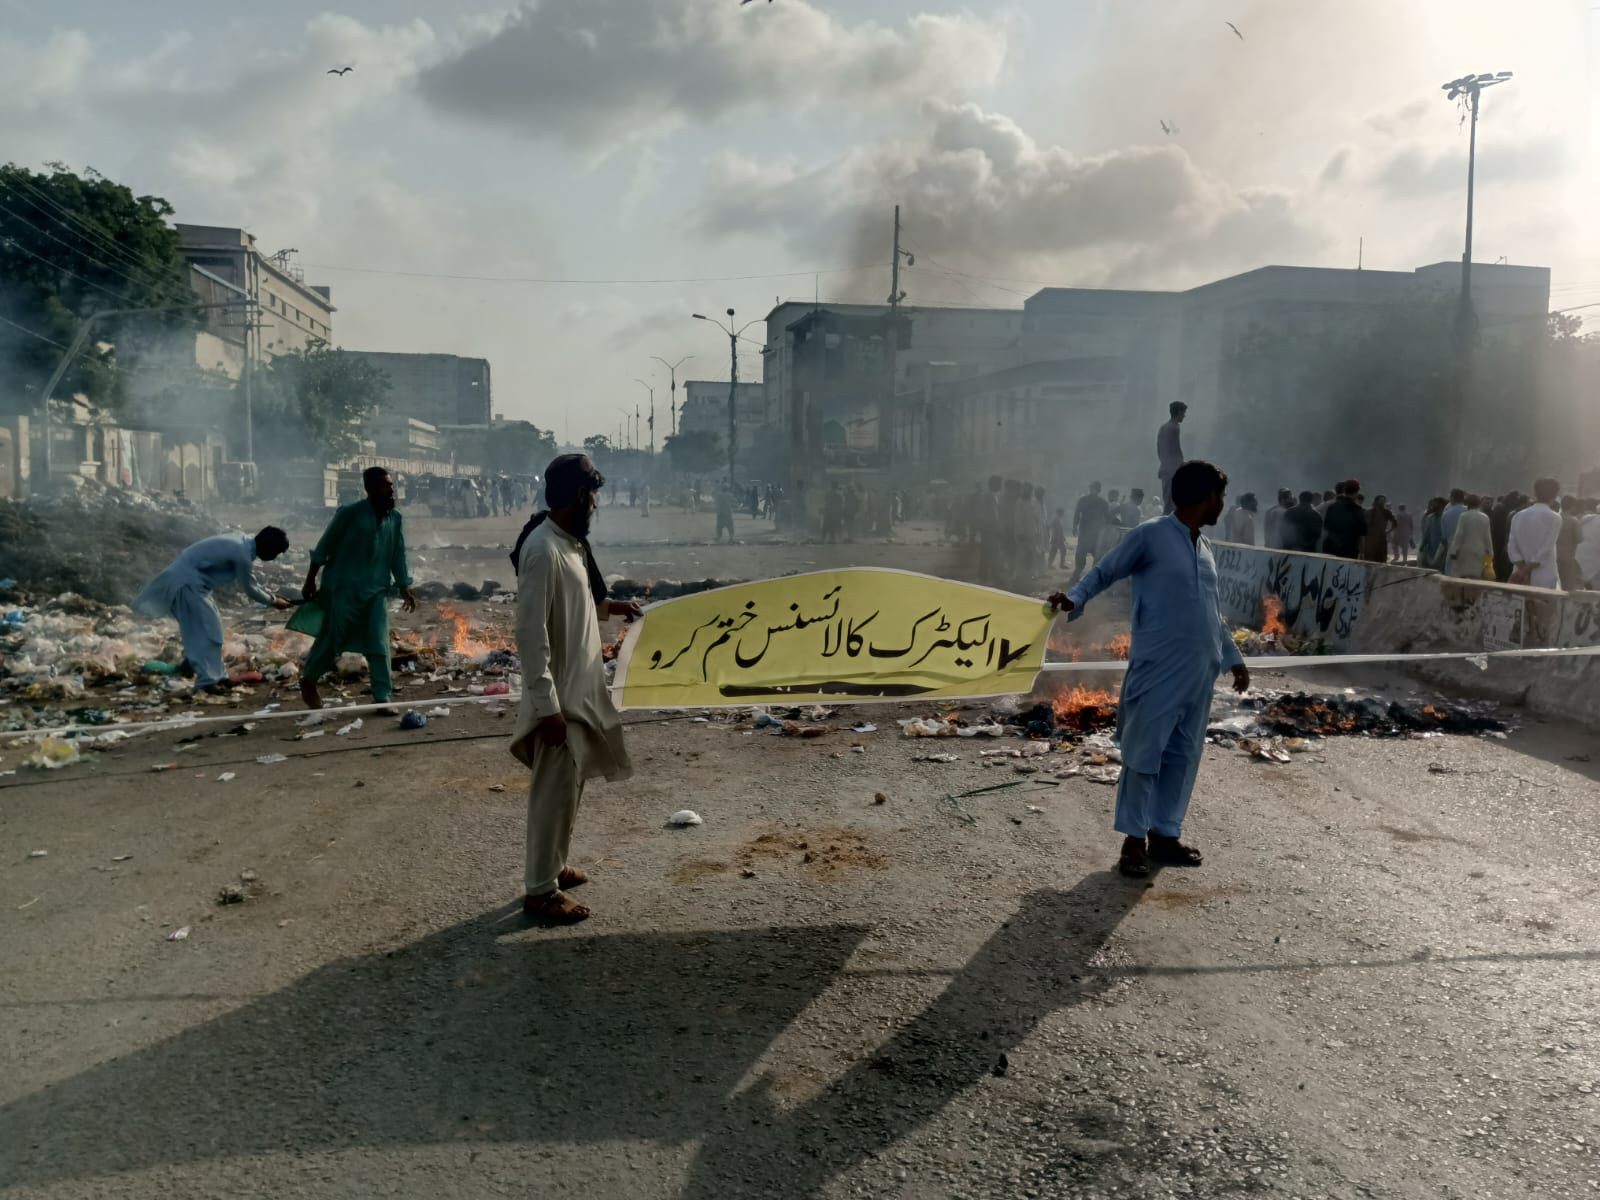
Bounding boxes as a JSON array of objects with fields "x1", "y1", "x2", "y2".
[
  {"x1": 1156, "y1": 401, "x2": 1187, "y2": 514},
  {"x1": 292, "y1": 466, "x2": 417, "y2": 709},
  {"x1": 1048, "y1": 460, "x2": 1249, "y2": 878}
]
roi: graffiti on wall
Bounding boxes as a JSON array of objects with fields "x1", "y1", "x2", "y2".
[{"x1": 1213, "y1": 544, "x2": 1370, "y2": 646}]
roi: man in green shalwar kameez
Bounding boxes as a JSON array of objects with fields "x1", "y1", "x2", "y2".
[{"x1": 290, "y1": 466, "x2": 417, "y2": 708}]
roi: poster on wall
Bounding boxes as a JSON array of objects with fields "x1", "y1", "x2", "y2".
[{"x1": 1480, "y1": 592, "x2": 1525, "y2": 652}]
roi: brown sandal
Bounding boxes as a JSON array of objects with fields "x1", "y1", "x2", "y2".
[
  {"x1": 1118, "y1": 836, "x2": 1151, "y2": 878},
  {"x1": 522, "y1": 889, "x2": 591, "y2": 923},
  {"x1": 558, "y1": 866, "x2": 589, "y2": 889},
  {"x1": 1148, "y1": 834, "x2": 1203, "y2": 866}
]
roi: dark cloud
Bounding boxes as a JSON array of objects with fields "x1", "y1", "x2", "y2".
[
  {"x1": 416, "y1": 0, "x2": 1003, "y2": 148},
  {"x1": 695, "y1": 100, "x2": 1329, "y2": 291},
  {"x1": 1372, "y1": 134, "x2": 1567, "y2": 197}
]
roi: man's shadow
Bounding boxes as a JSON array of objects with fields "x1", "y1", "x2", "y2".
[
  {"x1": 2, "y1": 870, "x2": 1148, "y2": 1198},
  {"x1": 682, "y1": 869, "x2": 1148, "y2": 1198}
]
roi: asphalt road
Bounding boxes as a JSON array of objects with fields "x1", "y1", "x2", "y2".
[{"x1": 3, "y1": 665, "x2": 1597, "y2": 1198}]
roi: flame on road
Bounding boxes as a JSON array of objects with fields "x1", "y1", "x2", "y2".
[{"x1": 436, "y1": 602, "x2": 514, "y2": 658}]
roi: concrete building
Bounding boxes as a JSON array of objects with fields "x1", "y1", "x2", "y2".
[
  {"x1": 679, "y1": 380, "x2": 765, "y2": 442},
  {"x1": 343, "y1": 351, "x2": 492, "y2": 429},
  {"x1": 364, "y1": 414, "x2": 441, "y2": 459},
  {"x1": 176, "y1": 225, "x2": 334, "y2": 358}
]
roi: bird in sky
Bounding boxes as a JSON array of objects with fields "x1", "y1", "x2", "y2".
[
  {"x1": 1159, "y1": 119, "x2": 1179, "y2": 135},
  {"x1": 327, "y1": 65, "x2": 354, "y2": 75},
  {"x1": 740, "y1": 0, "x2": 771, "y2": 5},
  {"x1": 1225, "y1": 21, "x2": 1243, "y2": 40}
]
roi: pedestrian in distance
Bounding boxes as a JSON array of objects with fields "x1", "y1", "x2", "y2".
[
  {"x1": 1279, "y1": 490, "x2": 1323, "y2": 554},
  {"x1": 133, "y1": 526, "x2": 291, "y2": 694},
  {"x1": 1071, "y1": 481, "x2": 1111, "y2": 580},
  {"x1": 1048, "y1": 460, "x2": 1249, "y2": 879},
  {"x1": 1507, "y1": 478, "x2": 1563, "y2": 589},
  {"x1": 1446, "y1": 494, "x2": 1495, "y2": 579},
  {"x1": 510, "y1": 454, "x2": 642, "y2": 924},
  {"x1": 1321, "y1": 480, "x2": 1368, "y2": 560},
  {"x1": 715, "y1": 484, "x2": 736, "y2": 543},
  {"x1": 1156, "y1": 401, "x2": 1187, "y2": 514},
  {"x1": 1361, "y1": 495, "x2": 1395, "y2": 563}
]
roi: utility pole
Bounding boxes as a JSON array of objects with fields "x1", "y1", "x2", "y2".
[
  {"x1": 1441, "y1": 70, "x2": 1512, "y2": 485},
  {"x1": 651, "y1": 355, "x2": 694, "y2": 438},
  {"x1": 885, "y1": 204, "x2": 913, "y2": 471},
  {"x1": 694, "y1": 309, "x2": 762, "y2": 486}
]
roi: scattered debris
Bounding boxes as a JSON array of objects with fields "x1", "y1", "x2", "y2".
[
  {"x1": 873, "y1": 792, "x2": 888, "y2": 805},
  {"x1": 335, "y1": 719, "x2": 364, "y2": 737},
  {"x1": 399, "y1": 711, "x2": 428, "y2": 730},
  {"x1": 851, "y1": 723, "x2": 878, "y2": 734},
  {"x1": 781, "y1": 721, "x2": 829, "y2": 738},
  {"x1": 255, "y1": 753, "x2": 288, "y2": 765},
  {"x1": 166, "y1": 926, "x2": 191, "y2": 942},
  {"x1": 217, "y1": 772, "x2": 236, "y2": 783},
  {"x1": 425, "y1": 707, "x2": 452, "y2": 719},
  {"x1": 25, "y1": 737, "x2": 80, "y2": 770},
  {"x1": 914, "y1": 752, "x2": 960, "y2": 763},
  {"x1": 27, "y1": 849, "x2": 48, "y2": 858},
  {"x1": 668, "y1": 809, "x2": 704, "y2": 827},
  {"x1": 487, "y1": 783, "x2": 506, "y2": 793},
  {"x1": 216, "y1": 884, "x2": 245, "y2": 905},
  {"x1": 1238, "y1": 737, "x2": 1293, "y2": 764},
  {"x1": 993, "y1": 1053, "x2": 1009, "y2": 1077}
]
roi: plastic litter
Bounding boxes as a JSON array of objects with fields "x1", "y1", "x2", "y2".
[
  {"x1": 782, "y1": 722, "x2": 829, "y2": 738},
  {"x1": 166, "y1": 926, "x2": 191, "y2": 942},
  {"x1": 149, "y1": 762, "x2": 178, "y2": 772},
  {"x1": 217, "y1": 771, "x2": 236, "y2": 782},
  {"x1": 255, "y1": 753, "x2": 289, "y2": 765},
  {"x1": 914, "y1": 752, "x2": 960, "y2": 763},
  {"x1": 335, "y1": 719, "x2": 364, "y2": 737},
  {"x1": 753, "y1": 712, "x2": 783, "y2": 729},
  {"x1": 25, "y1": 737, "x2": 79, "y2": 770},
  {"x1": 400, "y1": 711, "x2": 428, "y2": 730},
  {"x1": 667, "y1": 809, "x2": 704, "y2": 827},
  {"x1": 142, "y1": 659, "x2": 179, "y2": 676},
  {"x1": 425, "y1": 706, "x2": 451, "y2": 718},
  {"x1": 899, "y1": 718, "x2": 954, "y2": 738},
  {"x1": 296, "y1": 713, "x2": 326, "y2": 727},
  {"x1": 979, "y1": 743, "x2": 1052, "y2": 759},
  {"x1": 851, "y1": 723, "x2": 878, "y2": 734},
  {"x1": 1239, "y1": 737, "x2": 1292, "y2": 764},
  {"x1": 28, "y1": 849, "x2": 48, "y2": 858},
  {"x1": 296, "y1": 729, "x2": 325, "y2": 740},
  {"x1": 482, "y1": 681, "x2": 511, "y2": 696}
]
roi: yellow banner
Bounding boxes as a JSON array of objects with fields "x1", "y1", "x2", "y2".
[{"x1": 611, "y1": 569, "x2": 1054, "y2": 709}]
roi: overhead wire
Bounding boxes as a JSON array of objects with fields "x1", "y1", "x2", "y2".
[
  {"x1": 0, "y1": 312, "x2": 67, "y2": 348},
  {"x1": 0, "y1": 178, "x2": 178, "y2": 296}
]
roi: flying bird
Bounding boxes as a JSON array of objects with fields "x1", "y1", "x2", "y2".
[
  {"x1": 1225, "y1": 21, "x2": 1243, "y2": 40},
  {"x1": 741, "y1": 0, "x2": 772, "y2": 5},
  {"x1": 1159, "y1": 119, "x2": 1180, "y2": 135},
  {"x1": 327, "y1": 65, "x2": 354, "y2": 75}
]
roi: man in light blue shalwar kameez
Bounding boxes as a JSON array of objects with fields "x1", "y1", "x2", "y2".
[
  {"x1": 133, "y1": 528, "x2": 290, "y2": 693},
  {"x1": 1049, "y1": 461, "x2": 1250, "y2": 878}
]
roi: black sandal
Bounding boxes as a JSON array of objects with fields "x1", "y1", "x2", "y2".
[
  {"x1": 1118, "y1": 836, "x2": 1150, "y2": 877},
  {"x1": 1148, "y1": 834, "x2": 1203, "y2": 866}
]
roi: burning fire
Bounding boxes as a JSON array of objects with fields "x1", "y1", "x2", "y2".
[
  {"x1": 1049, "y1": 684, "x2": 1120, "y2": 732},
  {"x1": 1262, "y1": 595, "x2": 1287, "y2": 637},
  {"x1": 1105, "y1": 632, "x2": 1132, "y2": 660},
  {"x1": 436, "y1": 602, "x2": 514, "y2": 658},
  {"x1": 1046, "y1": 631, "x2": 1131, "y2": 661}
]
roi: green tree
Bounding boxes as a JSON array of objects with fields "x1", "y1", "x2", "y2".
[
  {"x1": 663, "y1": 429, "x2": 722, "y2": 474},
  {"x1": 0, "y1": 163, "x2": 195, "y2": 413},
  {"x1": 484, "y1": 419, "x2": 559, "y2": 475},
  {"x1": 582, "y1": 433, "x2": 613, "y2": 458},
  {"x1": 253, "y1": 346, "x2": 391, "y2": 464}
]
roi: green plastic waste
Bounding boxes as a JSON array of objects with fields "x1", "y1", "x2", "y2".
[{"x1": 142, "y1": 660, "x2": 179, "y2": 676}]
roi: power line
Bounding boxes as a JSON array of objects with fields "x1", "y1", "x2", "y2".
[
  {"x1": 0, "y1": 229, "x2": 138, "y2": 306},
  {"x1": 0, "y1": 179, "x2": 177, "y2": 295},
  {"x1": 0, "y1": 312, "x2": 66, "y2": 348},
  {"x1": 297, "y1": 261, "x2": 882, "y2": 286}
]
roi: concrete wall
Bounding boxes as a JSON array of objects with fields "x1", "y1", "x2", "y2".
[{"x1": 1214, "y1": 540, "x2": 1600, "y2": 726}]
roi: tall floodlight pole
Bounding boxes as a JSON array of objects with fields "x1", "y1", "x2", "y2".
[
  {"x1": 693, "y1": 309, "x2": 762, "y2": 486},
  {"x1": 1441, "y1": 70, "x2": 1512, "y2": 485},
  {"x1": 651, "y1": 354, "x2": 694, "y2": 438},
  {"x1": 633, "y1": 379, "x2": 656, "y2": 456}
]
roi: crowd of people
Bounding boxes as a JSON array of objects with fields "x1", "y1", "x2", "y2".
[
  {"x1": 821, "y1": 481, "x2": 907, "y2": 543},
  {"x1": 1220, "y1": 478, "x2": 1600, "y2": 590}
]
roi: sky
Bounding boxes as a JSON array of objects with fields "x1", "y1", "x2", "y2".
[{"x1": 2, "y1": 0, "x2": 1596, "y2": 441}]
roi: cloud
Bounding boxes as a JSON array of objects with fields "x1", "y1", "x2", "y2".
[
  {"x1": 695, "y1": 100, "x2": 1330, "y2": 292},
  {"x1": 1371, "y1": 134, "x2": 1568, "y2": 198},
  {"x1": 417, "y1": 0, "x2": 1006, "y2": 148}
]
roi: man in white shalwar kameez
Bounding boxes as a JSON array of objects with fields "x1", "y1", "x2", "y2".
[
  {"x1": 133, "y1": 527, "x2": 290, "y2": 692},
  {"x1": 1049, "y1": 461, "x2": 1250, "y2": 878},
  {"x1": 510, "y1": 455, "x2": 641, "y2": 923}
]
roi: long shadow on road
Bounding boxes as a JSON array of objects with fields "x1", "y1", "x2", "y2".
[{"x1": 2, "y1": 870, "x2": 1146, "y2": 1197}]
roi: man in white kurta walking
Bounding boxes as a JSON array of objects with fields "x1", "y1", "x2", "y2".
[
  {"x1": 133, "y1": 528, "x2": 290, "y2": 693},
  {"x1": 1506, "y1": 478, "x2": 1563, "y2": 590},
  {"x1": 510, "y1": 455, "x2": 642, "y2": 923}
]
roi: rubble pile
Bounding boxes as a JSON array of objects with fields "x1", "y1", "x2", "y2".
[
  {"x1": 608, "y1": 577, "x2": 742, "y2": 601},
  {"x1": 0, "y1": 483, "x2": 218, "y2": 605}
]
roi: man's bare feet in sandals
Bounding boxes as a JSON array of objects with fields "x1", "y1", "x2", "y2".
[
  {"x1": 1148, "y1": 833, "x2": 1203, "y2": 866},
  {"x1": 558, "y1": 866, "x2": 588, "y2": 889},
  {"x1": 523, "y1": 889, "x2": 590, "y2": 923},
  {"x1": 1118, "y1": 835, "x2": 1150, "y2": 878}
]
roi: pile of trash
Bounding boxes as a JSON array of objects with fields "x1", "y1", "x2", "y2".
[
  {"x1": 0, "y1": 483, "x2": 218, "y2": 605},
  {"x1": 609, "y1": 577, "x2": 741, "y2": 601}
]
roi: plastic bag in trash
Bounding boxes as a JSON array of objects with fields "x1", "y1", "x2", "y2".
[
  {"x1": 400, "y1": 711, "x2": 427, "y2": 730},
  {"x1": 667, "y1": 809, "x2": 704, "y2": 826},
  {"x1": 26, "y1": 737, "x2": 79, "y2": 770}
]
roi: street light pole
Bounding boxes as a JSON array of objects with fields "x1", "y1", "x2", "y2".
[
  {"x1": 634, "y1": 380, "x2": 655, "y2": 456},
  {"x1": 693, "y1": 309, "x2": 762, "y2": 486},
  {"x1": 1441, "y1": 70, "x2": 1512, "y2": 485},
  {"x1": 650, "y1": 354, "x2": 694, "y2": 439}
]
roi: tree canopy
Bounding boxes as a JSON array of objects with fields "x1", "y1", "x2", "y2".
[
  {"x1": 484, "y1": 419, "x2": 559, "y2": 476},
  {"x1": 663, "y1": 429, "x2": 722, "y2": 474},
  {"x1": 0, "y1": 163, "x2": 195, "y2": 413},
  {"x1": 253, "y1": 346, "x2": 390, "y2": 464}
]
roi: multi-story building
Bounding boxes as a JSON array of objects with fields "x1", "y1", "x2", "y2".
[
  {"x1": 176, "y1": 225, "x2": 335, "y2": 358},
  {"x1": 342, "y1": 351, "x2": 492, "y2": 429},
  {"x1": 678, "y1": 380, "x2": 765, "y2": 442}
]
